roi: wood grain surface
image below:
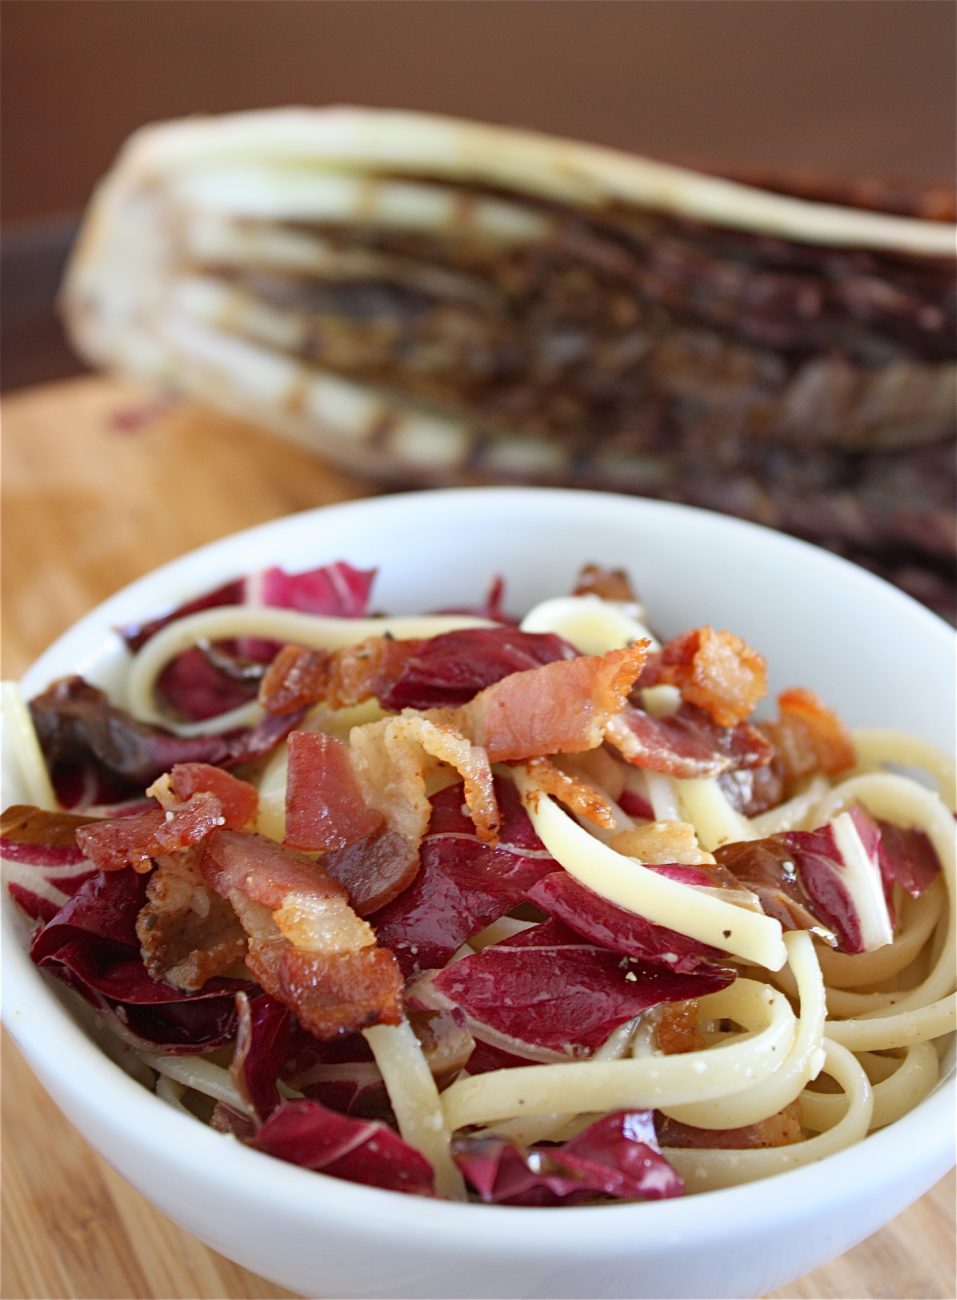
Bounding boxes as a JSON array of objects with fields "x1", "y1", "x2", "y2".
[{"x1": 1, "y1": 377, "x2": 954, "y2": 1300}]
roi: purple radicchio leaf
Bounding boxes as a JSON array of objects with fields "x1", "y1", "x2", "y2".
[
  {"x1": 2, "y1": 805, "x2": 100, "y2": 922},
  {"x1": 121, "y1": 561, "x2": 376, "y2": 722},
  {"x1": 118, "y1": 561, "x2": 377, "y2": 650},
  {"x1": 876, "y1": 819, "x2": 942, "y2": 900},
  {"x1": 432, "y1": 919, "x2": 732, "y2": 1056},
  {"x1": 526, "y1": 871, "x2": 727, "y2": 974},
  {"x1": 29, "y1": 676, "x2": 303, "y2": 794},
  {"x1": 29, "y1": 868, "x2": 247, "y2": 1052},
  {"x1": 248, "y1": 1099, "x2": 435, "y2": 1196},
  {"x1": 454, "y1": 1111, "x2": 684, "y2": 1205},
  {"x1": 380, "y1": 627, "x2": 575, "y2": 711},
  {"x1": 372, "y1": 778, "x2": 558, "y2": 976},
  {"x1": 717, "y1": 804, "x2": 893, "y2": 954}
]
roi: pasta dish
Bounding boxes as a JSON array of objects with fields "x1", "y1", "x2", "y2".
[{"x1": 2, "y1": 559, "x2": 953, "y2": 1204}]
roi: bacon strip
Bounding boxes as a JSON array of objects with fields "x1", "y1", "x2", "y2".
[
  {"x1": 610, "y1": 820, "x2": 713, "y2": 866},
  {"x1": 284, "y1": 732, "x2": 383, "y2": 852},
  {"x1": 658, "y1": 627, "x2": 767, "y2": 728},
  {"x1": 572, "y1": 564, "x2": 640, "y2": 603},
  {"x1": 260, "y1": 638, "x2": 419, "y2": 715},
  {"x1": 75, "y1": 795, "x2": 225, "y2": 874},
  {"x1": 200, "y1": 829, "x2": 402, "y2": 1039},
  {"x1": 522, "y1": 757, "x2": 618, "y2": 829},
  {"x1": 454, "y1": 643, "x2": 648, "y2": 763},
  {"x1": 350, "y1": 714, "x2": 499, "y2": 846},
  {"x1": 606, "y1": 704, "x2": 773, "y2": 779},
  {"x1": 168, "y1": 763, "x2": 259, "y2": 829},
  {"x1": 761, "y1": 687, "x2": 856, "y2": 789},
  {"x1": 136, "y1": 849, "x2": 247, "y2": 991},
  {"x1": 654, "y1": 1001, "x2": 705, "y2": 1054}
]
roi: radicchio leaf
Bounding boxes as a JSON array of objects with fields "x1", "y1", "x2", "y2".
[
  {"x1": 454, "y1": 1111, "x2": 683, "y2": 1205},
  {"x1": 119, "y1": 561, "x2": 377, "y2": 650},
  {"x1": 283, "y1": 1031, "x2": 390, "y2": 1119},
  {"x1": 877, "y1": 820, "x2": 942, "y2": 899},
  {"x1": 30, "y1": 676, "x2": 302, "y2": 793},
  {"x1": 434, "y1": 575, "x2": 513, "y2": 624},
  {"x1": 372, "y1": 779, "x2": 557, "y2": 976},
  {"x1": 29, "y1": 868, "x2": 246, "y2": 1052},
  {"x1": 717, "y1": 804, "x2": 893, "y2": 953},
  {"x1": 380, "y1": 627, "x2": 575, "y2": 711},
  {"x1": 122, "y1": 561, "x2": 377, "y2": 721},
  {"x1": 248, "y1": 1098, "x2": 435, "y2": 1196},
  {"x1": 231, "y1": 991, "x2": 297, "y2": 1122},
  {"x1": 432, "y1": 919, "x2": 732, "y2": 1056},
  {"x1": 1, "y1": 805, "x2": 100, "y2": 922},
  {"x1": 526, "y1": 871, "x2": 727, "y2": 973}
]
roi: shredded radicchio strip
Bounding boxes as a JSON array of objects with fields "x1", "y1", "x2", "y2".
[{"x1": 29, "y1": 676, "x2": 303, "y2": 791}]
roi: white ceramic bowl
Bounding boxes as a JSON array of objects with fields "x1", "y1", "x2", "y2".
[{"x1": 3, "y1": 487, "x2": 954, "y2": 1300}]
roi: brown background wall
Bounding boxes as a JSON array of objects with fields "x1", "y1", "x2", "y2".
[{"x1": 3, "y1": 0, "x2": 955, "y2": 225}]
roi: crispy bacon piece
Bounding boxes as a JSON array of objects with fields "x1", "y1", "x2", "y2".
[
  {"x1": 350, "y1": 714, "x2": 499, "y2": 846},
  {"x1": 166, "y1": 763, "x2": 259, "y2": 829},
  {"x1": 572, "y1": 564, "x2": 640, "y2": 603},
  {"x1": 761, "y1": 687, "x2": 856, "y2": 788},
  {"x1": 656, "y1": 1101, "x2": 803, "y2": 1149},
  {"x1": 454, "y1": 643, "x2": 648, "y2": 763},
  {"x1": 658, "y1": 628, "x2": 767, "y2": 728},
  {"x1": 202, "y1": 829, "x2": 371, "y2": 949},
  {"x1": 524, "y1": 757, "x2": 617, "y2": 829},
  {"x1": 200, "y1": 829, "x2": 403, "y2": 1039},
  {"x1": 136, "y1": 849, "x2": 247, "y2": 991},
  {"x1": 260, "y1": 638, "x2": 419, "y2": 715},
  {"x1": 284, "y1": 732, "x2": 384, "y2": 852},
  {"x1": 606, "y1": 704, "x2": 773, "y2": 779},
  {"x1": 259, "y1": 645, "x2": 330, "y2": 715},
  {"x1": 611, "y1": 821, "x2": 713, "y2": 866},
  {"x1": 75, "y1": 795, "x2": 224, "y2": 874},
  {"x1": 278, "y1": 947, "x2": 404, "y2": 1041},
  {"x1": 407, "y1": 1008, "x2": 475, "y2": 1087},
  {"x1": 329, "y1": 637, "x2": 419, "y2": 707},
  {"x1": 654, "y1": 1001, "x2": 705, "y2": 1054}
]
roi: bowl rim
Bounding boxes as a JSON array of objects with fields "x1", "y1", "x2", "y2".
[{"x1": 3, "y1": 485, "x2": 954, "y2": 1249}]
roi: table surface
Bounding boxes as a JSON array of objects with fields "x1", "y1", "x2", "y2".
[{"x1": 2, "y1": 376, "x2": 954, "y2": 1300}]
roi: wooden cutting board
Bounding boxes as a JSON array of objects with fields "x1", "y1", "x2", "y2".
[{"x1": 2, "y1": 377, "x2": 954, "y2": 1300}]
